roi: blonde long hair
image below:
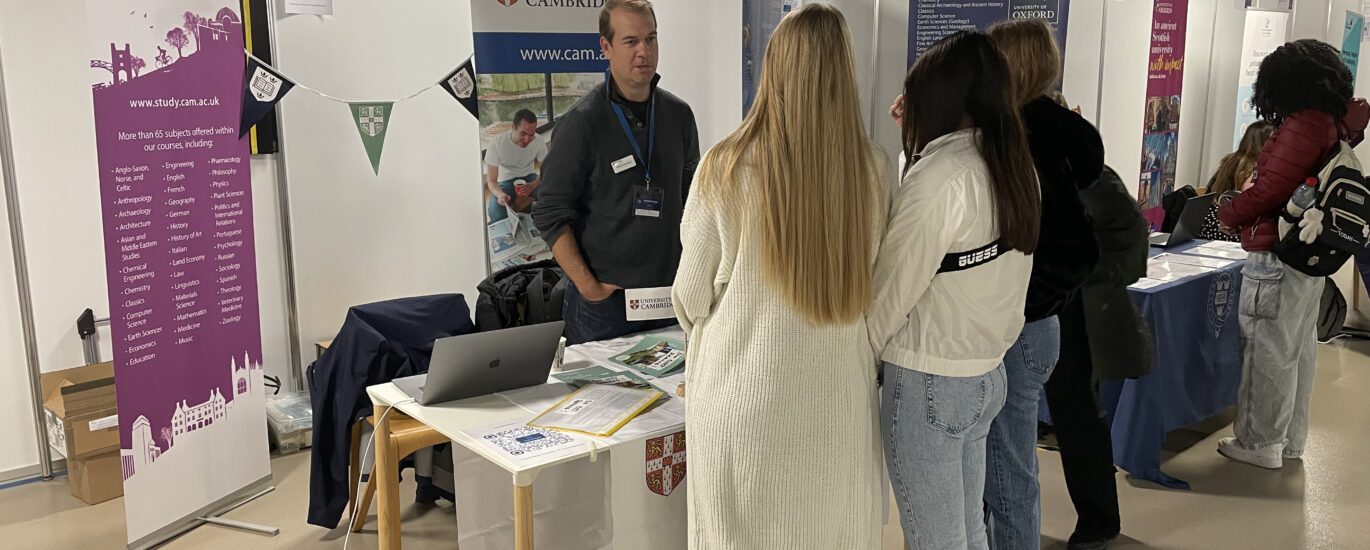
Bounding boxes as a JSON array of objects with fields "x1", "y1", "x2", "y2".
[
  {"x1": 986, "y1": 19, "x2": 1062, "y2": 106},
  {"x1": 697, "y1": 3, "x2": 880, "y2": 326}
]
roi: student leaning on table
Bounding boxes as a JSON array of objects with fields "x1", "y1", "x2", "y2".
[
  {"x1": 1215, "y1": 39, "x2": 1370, "y2": 469},
  {"x1": 671, "y1": 4, "x2": 887, "y2": 549},
  {"x1": 868, "y1": 30, "x2": 1040, "y2": 550}
]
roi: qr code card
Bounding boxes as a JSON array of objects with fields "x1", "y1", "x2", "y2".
[{"x1": 482, "y1": 425, "x2": 575, "y2": 456}]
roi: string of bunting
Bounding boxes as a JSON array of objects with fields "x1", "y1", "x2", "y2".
[{"x1": 240, "y1": 49, "x2": 478, "y2": 174}]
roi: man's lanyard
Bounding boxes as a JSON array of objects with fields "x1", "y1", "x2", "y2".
[{"x1": 606, "y1": 70, "x2": 655, "y2": 187}]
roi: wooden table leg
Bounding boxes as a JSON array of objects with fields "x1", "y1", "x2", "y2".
[
  {"x1": 514, "y1": 484, "x2": 534, "y2": 550},
  {"x1": 375, "y1": 405, "x2": 402, "y2": 550},
  {"x1": 348, "y1": 421, "x2": 361, "y2": 518}
]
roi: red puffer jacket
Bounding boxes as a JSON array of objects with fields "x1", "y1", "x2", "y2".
[{"x1": 1217, "y1": 99, "x2": 1370, "y2": 252}]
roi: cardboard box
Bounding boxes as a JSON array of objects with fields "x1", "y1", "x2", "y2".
[
  {"x1": 67, "y1": 450, "x2": 123, "y2": 505},
  {"x1": 40, "y1": 362, "x2": 123, "y2": 504}
]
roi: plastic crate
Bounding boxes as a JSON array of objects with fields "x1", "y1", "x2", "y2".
[{"x1": 266, "y1": 392, "x2": 313, "y2": 454}]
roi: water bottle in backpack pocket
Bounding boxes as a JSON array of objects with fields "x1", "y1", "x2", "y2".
[{"x1": 1274, "y1": 141, "x2": 1370, "y2": 276}]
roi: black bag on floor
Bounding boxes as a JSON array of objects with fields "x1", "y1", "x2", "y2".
[
  {"x1": 474, "y1": 260, "x2": 568, "y2": 331},
  {"x1": 1318, "y1": 277, "x2": 1348, "y2": 343}
]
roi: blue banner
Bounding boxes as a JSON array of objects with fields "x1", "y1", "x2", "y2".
[
  {"x1": 907, "y1": 0, "x2": 1070, "y2": 66},
  {"x1": 1343, "y1": 11, "x2": 1363, "y2": 80},
  {"x1": 473, "y1": 32, "x2": 606, "y2": 75}
]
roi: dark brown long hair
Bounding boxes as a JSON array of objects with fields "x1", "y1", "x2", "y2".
[
  {"x1": 902, "y1": 31, "x2": 1040, "y2": 253},
  {"x1": 1208, "y1": 121, "x2": 1273, "y2": 195}
]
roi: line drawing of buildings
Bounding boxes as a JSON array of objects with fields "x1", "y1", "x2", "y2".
[
  {"x1": 122, "y1": 415, "x2": 162, "y2": 481},
  {"x1": 120, "y1": 352, "x2": 262, "y2": 479},
  {"x1": 171, "y1": 388, "x2": 226, "y2": 441}
]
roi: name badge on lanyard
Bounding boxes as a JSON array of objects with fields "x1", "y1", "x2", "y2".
[{"x1": 607, "y1": 70, "x2": 660, "y2": 219}]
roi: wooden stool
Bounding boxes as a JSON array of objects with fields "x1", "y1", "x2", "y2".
[{"x1": 349, "y1": 409, "x2": 448, "y2": 546}]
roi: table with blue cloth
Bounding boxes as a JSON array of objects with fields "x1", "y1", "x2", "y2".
[{"x1": 1043, "y1": 240, "x2": 1245, "y2": 490}]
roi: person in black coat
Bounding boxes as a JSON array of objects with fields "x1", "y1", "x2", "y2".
[
  {"x1": 1046, "y1": 165, "x2": 1155, "y2": 550},
  {"x1": 983, "y1": 20, "x2": 1102, "y2": 550}
]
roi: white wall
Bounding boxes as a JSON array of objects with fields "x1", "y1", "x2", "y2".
[
  {"x1": 272, "y1": 0, "x2": 489, "y2": 363},
  {"x1": 0, "y1": 136, "x2": 40, "y2": 476},
  {"x1": 0, "y1": 0, "x2": 294, "y2": 478}
]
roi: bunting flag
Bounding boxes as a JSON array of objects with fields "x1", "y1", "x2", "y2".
[
  {"x1": 440, "y1": 56, "x2": 479, "y2": 120},
  {"x1": 239, "y1": 57, "x2": 295, "y2": 139},
  {"x1": 351, "y1": 102, "x2": 394, "y2": 174}
]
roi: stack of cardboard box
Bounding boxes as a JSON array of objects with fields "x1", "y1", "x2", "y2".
[{"x1": 40, "y1": 362, "x2": 122, "y2": 505}]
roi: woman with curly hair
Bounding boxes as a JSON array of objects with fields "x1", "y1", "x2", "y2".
[{"x1": 1216, "y1": 39, "x2": 1369, "y2": 469}]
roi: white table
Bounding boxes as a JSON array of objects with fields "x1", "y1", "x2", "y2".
[{"x1": 365, "y1": 327, "x2": 688, "y2": 550}]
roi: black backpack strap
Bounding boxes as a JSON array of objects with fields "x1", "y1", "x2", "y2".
[
  {"x1": 937, "y1": 239, "x2": 1006, "y2": 274},
  {"x1": 527, "y1": 268, "x2": 549, "y2": 325},
  {"x1": 548, "y1": 273, "x2": 568, "y2": 322}
]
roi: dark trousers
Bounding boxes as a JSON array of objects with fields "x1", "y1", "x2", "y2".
[
  {"x1": 1044, "y1": 296, "x2": 1122, "y2": 544},
  {"x1": 562, "y1": 284, "x2": 675, "y2": 346}
]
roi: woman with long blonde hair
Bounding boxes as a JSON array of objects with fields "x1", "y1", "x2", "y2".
[{"x1": 672, "y1": 4, "x2": 886, "y2": 548}]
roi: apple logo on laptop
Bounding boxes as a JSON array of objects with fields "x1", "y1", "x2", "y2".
[{"x1": 489, "y1": 358, "x2": 501, "y2": 369}]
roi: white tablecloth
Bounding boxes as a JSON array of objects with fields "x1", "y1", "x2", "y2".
[{"x1": 452, "y1": 328, "x2": 689, "y2": 550}]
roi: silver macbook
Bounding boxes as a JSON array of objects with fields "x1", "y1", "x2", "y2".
[{"x1": 393, "y1": 321, "x2": 565, "y2": 406}]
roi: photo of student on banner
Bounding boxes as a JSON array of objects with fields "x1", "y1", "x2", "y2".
[{"x1": 478, "y1": 72, "x2": 601, "y2": 271}]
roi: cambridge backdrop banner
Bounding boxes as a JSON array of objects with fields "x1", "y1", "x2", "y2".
[
  {"x1": 85, "y1": 1, "x2": 269, "y2": 546},
  {"x1": 470, "y1": 0, "x2": 608, "y2": 274}
]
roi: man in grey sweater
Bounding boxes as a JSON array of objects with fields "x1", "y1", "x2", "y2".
[{"x1": 533, "y1": 0, "x2": 700, "y2": 345}]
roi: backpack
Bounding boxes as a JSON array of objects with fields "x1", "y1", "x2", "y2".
[
  {"x1": 1274, "y1": 141, "x2": 1370, "y2": 276},
  {"x1": 474, "y1": 260, "x2": 569, "y2": 332},
  {"x1": 1317, "y1": 277, "x2": 1349, "y2": 343}
]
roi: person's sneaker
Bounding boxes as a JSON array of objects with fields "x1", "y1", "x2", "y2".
[
  {"x1": 1218, "y1": 437, "x2": 1282, "y2": 469},
  {"x1": 1283, "y1": 448, "x2": 1304, "y2": 460}
]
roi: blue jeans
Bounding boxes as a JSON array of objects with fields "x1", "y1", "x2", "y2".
[
  {"x1": 882, "y1": 362, "x2": 1008, "y2": 550},
  {"x1": 562, "y1": 283, "x2": 675, "y2": 346},
  {"x1": 985, "y1": 316, "x2": 1061, "y2": 550},
  {"x1": 486, "y1": 173, "x2": 538, "y2": 222}
]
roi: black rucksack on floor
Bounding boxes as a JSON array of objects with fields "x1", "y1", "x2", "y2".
[{"x1": 1318, "y1": 277, "x2": 1349, "y2": 343}]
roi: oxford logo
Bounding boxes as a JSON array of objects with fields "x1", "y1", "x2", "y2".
[
  {"x1": 449, "y1": 68, "x2": 475, "y2": 99},
  {"x1": 250, "y1": 67, "x2": 282, "y2": 103},
  {"x1": 358, "y1": 106, "x2": 385, "y2": 137},
  {"x1": 1207, "y1": 271, "x2": 1234, "y2": 337}
]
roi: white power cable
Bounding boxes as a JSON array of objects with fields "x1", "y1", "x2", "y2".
[{"x1": 341, "y1": 399, "x2": 416, "y2": 550}]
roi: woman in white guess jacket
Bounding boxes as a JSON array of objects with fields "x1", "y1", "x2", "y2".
[{"x1": 868, "y1": 30, "x2": 1041, "y2": 550}]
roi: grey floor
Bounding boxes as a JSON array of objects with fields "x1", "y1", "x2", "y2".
[{"x1": 3, "y1": 339, "x2": 1368, "y2": 550}]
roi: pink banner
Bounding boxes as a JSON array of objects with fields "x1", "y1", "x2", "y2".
[
  {"x1": 1137, "y1": 0, "x2": 1189, "y2": 213},
  {"x1": 86, "y1": 1, "x2": 270, "y2": 545}
]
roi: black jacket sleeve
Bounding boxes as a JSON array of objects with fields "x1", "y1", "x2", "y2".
[
  {"x1": 1022, "y1": 99, "x2": 1103, "y2": 321},
  {"x1": 533, "y1": 109, "x2": 593, "y2": 248}
]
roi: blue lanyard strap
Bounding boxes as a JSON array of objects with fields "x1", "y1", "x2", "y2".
[{"x1": 607, "y1": 72, "x2": 655, "y2": 187}]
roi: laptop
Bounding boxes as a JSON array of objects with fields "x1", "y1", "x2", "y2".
[
  {"x1": 1149, "y1": 193, "x2": 1217, "y2": 248},
  {"x1": 393, "y1": 321, "x2": 565, "y2": 406}
]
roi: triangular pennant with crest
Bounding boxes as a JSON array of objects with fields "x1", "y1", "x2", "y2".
[
  {"x1": 350, "y1": 102, "x2": 394, "y2": 175},
  {"x1": 439, "y1": 56, "x2": 479, "y2": 120},
  {"x1": 239, "y1": 57, "x2": 295, "y2": 139}
]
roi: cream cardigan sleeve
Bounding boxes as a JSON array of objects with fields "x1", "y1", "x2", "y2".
[{"x1": 673, "y1": 186, "x2": 724, "y2": 335}]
